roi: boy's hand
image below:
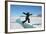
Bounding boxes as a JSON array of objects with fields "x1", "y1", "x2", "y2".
[
  {"x1": 23, "y1": 12, "x2": 24, "y2": 13},
  {"x1": 30, "y1": 14, "x2": 32, "y2": 15},
  {"x1": 23, "y1": 12, "x2": 25, "y2": 14}
]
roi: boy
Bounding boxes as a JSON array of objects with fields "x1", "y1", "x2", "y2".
[{"x1": 22, "y1": 12, "x2": 32, "y2": 23}]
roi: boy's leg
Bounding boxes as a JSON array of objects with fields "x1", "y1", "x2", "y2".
[
  {"x1": 22, "y1": 19, "x2": 27, "y2": 23},
  {"x1": 28, "y1": 18, "x2": 30, "y2": 23},
  {"x1": 22, "y1": 17, "x2": 27, "y2": 23}
]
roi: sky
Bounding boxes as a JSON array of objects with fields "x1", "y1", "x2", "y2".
[{"x1": 10, "y1": 5, "x2": 42, "y2": 16}]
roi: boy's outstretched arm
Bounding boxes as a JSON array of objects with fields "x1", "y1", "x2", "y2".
[
  {"x1": 30, "y1": 14, "x2": 32, "y2": 15},
  {"x1": 23, "y1": 12, "x2": 26, "y2": 15}
]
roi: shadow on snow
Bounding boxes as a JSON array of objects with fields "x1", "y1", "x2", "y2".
[{"x1": 16, "y1": 18, "x2": 35, "y2": 28}]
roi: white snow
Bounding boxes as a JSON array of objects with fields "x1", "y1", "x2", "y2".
[
  {"x1": 10, "y1": 23, "x2": 24, "y2": 29},
  {"x1": 10, "y1": 16, "x2": 42, "y2": 29}
]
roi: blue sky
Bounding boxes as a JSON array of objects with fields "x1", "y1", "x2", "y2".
[{"x1": 10, "y1": 5, "x2": 42, "y2": 16}]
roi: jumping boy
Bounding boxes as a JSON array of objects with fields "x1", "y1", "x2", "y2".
[{"x1": 22, "y1": 12, "x2": 32, "y2": 24}]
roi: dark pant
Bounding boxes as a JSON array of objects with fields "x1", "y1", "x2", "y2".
[{"x1": 22, "y1": 18, "x2": 30, "y2": 23}]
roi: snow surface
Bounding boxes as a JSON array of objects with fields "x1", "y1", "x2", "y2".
[{"x1": 10, "y1": 16, "x2": 42, "y2": 29}]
